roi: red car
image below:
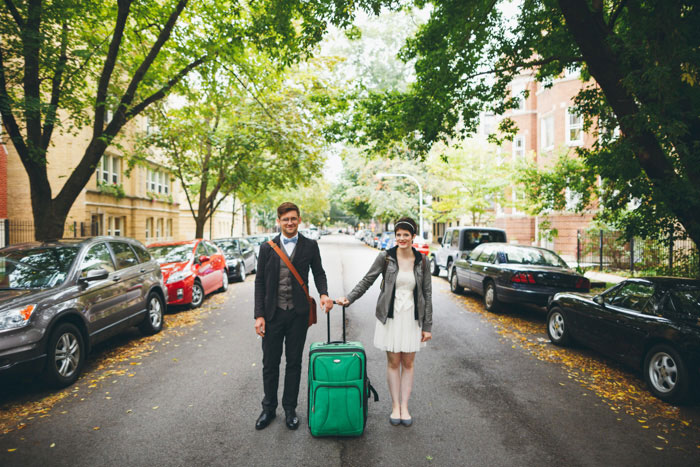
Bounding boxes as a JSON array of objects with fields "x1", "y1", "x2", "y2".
[
  {"x1": 147, "y1": 239, "x2": 228, "y2": 308},
  {"x1": 413, "y1": 240, "x2": 430, "y2": 257}
]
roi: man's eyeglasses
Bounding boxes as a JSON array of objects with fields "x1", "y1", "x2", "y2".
[{"x1": 280, "y1": 217, "x2": 299, "y2": 224}]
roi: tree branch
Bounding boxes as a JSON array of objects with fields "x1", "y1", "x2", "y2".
[
  {"x1": 42, "y1": 20, "x2": 69, "y2": 150},
  {"x1": 94, "y1": 0, "x2": 133, "y2": 135},
  {"x1": 126, "y1": 55, "x2": 208, "y2": 120},
  {"x1": 3, "y1": 0, "x2": 25, "y2": 30},
  {"x1": 0, "y1": 47, "x2": 29, "y2": 162},
  {"x1": 222, "y1": 62, "x2": 277, "y2": 122},
  {"x1": 23, "y1": 0, "x2": 44, "y2": 150},
  {"x1": 113, "y1": 0, "x2": 188, "y2": 125}
]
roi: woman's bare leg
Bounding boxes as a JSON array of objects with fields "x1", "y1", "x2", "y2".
[
  {"x1": 399, "y1": 352, "x2": 416, "y2": 420},
  {"x1": 386, "y1": 351, "x2": 402, "y2": 418}
]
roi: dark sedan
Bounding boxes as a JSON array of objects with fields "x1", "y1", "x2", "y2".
[
  {"x1": 213, "y1": 237, "x2": 256, "y2": 282},
  {"x1": 547, "y1": 277, "x2": 700, "y2": 404},
  {"x1": 450, "y1": 243, "x2": 590, "y2": 312}
]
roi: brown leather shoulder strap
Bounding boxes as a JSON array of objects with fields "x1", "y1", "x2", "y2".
[{"x1": 267, "y1": 240, "x2": 312, "y2": 304}]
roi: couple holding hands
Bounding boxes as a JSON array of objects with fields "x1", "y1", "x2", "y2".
[{"x1": 254, "y1": 202, "x2": 433, "y2": 431}]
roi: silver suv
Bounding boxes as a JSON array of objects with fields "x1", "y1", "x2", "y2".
[
  {"x1": 431, "y1": 227, "x2": 507, "y2": 276},
  {"x1": 0, "y1": 237, "x2": 167, "y2": 387}
]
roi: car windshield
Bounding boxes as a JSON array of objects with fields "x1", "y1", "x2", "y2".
[
  {"x1": 502, "y1": 247, "x2": 569, "y2": 268},
  {"x1": 669, "y1": 286, "x2": 700, "y2": 318},
  {"x1": 214, "y1": 240, "x2": 239, "y2": 255},
  {"x1": 148, "y1": 243, "x2": 194, "y2": 264},
  {"x1": 247, "y1": 236, "x2": 270, "y2": 246},
  {"x1": 0, "y1": 246, "x2": 79, "y2": 289}
]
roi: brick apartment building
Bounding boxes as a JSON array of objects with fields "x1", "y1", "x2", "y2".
[
  {"x1": 492, "y1": 69, "x2": 596, "y2": 261},
  {"x1": 429, "y1": 70, "x2": 597, "y2": 262}
]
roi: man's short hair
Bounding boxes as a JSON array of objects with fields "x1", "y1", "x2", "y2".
[{"x1": 277, "y1": 202, "x2": 300, "y2": 219}]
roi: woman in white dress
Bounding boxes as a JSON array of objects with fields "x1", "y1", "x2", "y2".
[{"x1": 337, "y1": 217, "x2": 433, "y2": 426}]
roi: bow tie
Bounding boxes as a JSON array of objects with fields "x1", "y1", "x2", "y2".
[{"x1": 283, "y1": 237, "x2": 297, "y2": 245}]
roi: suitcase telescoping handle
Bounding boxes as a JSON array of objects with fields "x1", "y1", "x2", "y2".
[{"x1": 327, "y1": 300, "x2": 347, "y2": 344}]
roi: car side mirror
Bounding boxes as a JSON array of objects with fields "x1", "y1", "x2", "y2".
[
  {"x1": 81, "y1": 268, "x2": 109, "y2": 283},
  {"x1": 438, "y1": 238, "x2": 442, "y2": 245},
  {"x1": 593, "y1": 295, "x2": 605, "y2": 306},
  {"x1": 199, "y1": 255, "x2": 210, "y2": 263}
]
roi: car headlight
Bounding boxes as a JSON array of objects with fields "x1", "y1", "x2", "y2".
[
  {"x1": 226, "y1": 260, "x2": 239, "y2": 269},
  {"x1": 166, "y1": 270, "x2": 193, "y2": 284},
  {"x1": 0, "y1": 304, "x2": 37, "y2": 331}
]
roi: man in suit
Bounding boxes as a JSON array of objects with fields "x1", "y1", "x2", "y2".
[{"x1": 254, "y1": 202, "x2": 333, "y2": 430}]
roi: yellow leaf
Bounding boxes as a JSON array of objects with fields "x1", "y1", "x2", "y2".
[
  {"x1": 152, "y1": 406, "x2": 159, "y2": 410},
  {"x1": 8, "y1": 448, "x2": 17, "y2": 452},
  {"x1": 50, "y1": 443, "x2": 55, "y2": 448},
  {"x1": 93, "y1": 427, "x2": 100, "y2": 431},
  {"x1": 654, "y1": 447, "x2": 663, "y2": 451},
  {"x1": 88, "y1": 384, "x2": 97, "y2": 388}
]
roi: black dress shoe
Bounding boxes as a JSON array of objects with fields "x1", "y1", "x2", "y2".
[
  {"x1": 285, "y1": 410, "x2": 299, "y2": 430},
  {"x1": 255, "y1": 410, "x2": 275, "y2": 430}
]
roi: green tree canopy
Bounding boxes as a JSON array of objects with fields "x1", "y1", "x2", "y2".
[{"x1": 341, "y1": 0, "x2": 700, "y2": 246}]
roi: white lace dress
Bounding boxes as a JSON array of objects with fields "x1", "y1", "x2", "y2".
[{"x1": 373, "y1": 268, "x2": 426, "y2": 353}]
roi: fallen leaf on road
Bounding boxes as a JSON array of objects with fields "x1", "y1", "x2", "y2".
[
  {"x1": 93, "y1": 427, "x2": 100, "y2": 431},
  {"x1": 152, "y1": 406, "x2": 159, "y2": 410},
  {"x1": 8, "y1": 448, "x2": 17, "y2": 452},
  {"x1": 50, "y1": 443, "x2": 55, "y2": 448}
]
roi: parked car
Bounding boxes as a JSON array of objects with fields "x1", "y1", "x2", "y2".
[
  {"x1": 378, "y1": 232, "x2": 395, "y2": 250},
  {"x1": 147, "y1": 239, "x2": 227, "y2": 308},
  {"x1": 547, "y1": 277, "x2": 700, "y2": 404},
  {"x1": 213, "y1": 237, "x2": 256, "y2": 282},
  {"x1": 0, "y1": 237, "x2": 166, "y2": 387},
  {"x1": 432, "y1": 227, "x2": 507, "y2": 276},
  {"x1": 450, "y1": 243, "x2": 590, "y2": 312},
  {"x1": 412, "y1": 239, "x2": 430, "y2": 257},
  {"x1": 246, "y1": 233, "x2": 275, "y2": 257}
]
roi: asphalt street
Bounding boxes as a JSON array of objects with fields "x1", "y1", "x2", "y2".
[{"x1": 0, "y1": 235, "x2": 698, "y2": 466}]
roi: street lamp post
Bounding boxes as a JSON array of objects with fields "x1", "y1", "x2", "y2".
[{"x1": 375, "y1": 172, "x2": 424, "y2": 239}]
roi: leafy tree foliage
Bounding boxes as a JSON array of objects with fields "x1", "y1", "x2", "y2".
[
  {"x1": 0, "y1": 0, "x2": 378, "y2": 240},
  {"x1": 427, "y1": 138, "x2": 512, "y2": 226},
  {"x1": 343, "y1": 0, "x2": 700, "y2": 246}
]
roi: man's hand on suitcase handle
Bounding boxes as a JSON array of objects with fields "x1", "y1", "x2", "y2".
[{"x1": 320, "y1": 294, "x2": 334, "y2": 313}]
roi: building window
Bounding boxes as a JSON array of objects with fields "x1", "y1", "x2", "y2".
[
  {"x1": 511, "y1": 83, "x2": 526, "y2": 111},
  {"x1": 564, "y1": 187, "x2": 582, "y2": 212},
  {"x1": 145, "y1": 217, "x2": 153, "y2": 240},
  {"x1": 147, "y1": 168, "x2": 170, "y2": 195},
  {"x1": 566, "y1": 108, "x2": 583, "y2": 146},
  {"x1": 513, "y1": 135, "x2": 525, "y2": 162},
  {"x1": 540, "y1": 115, "x2": 555, "y2": 150},
  {"x1": 156, "y1": 218, "x2": 163, "y2": 238},
  {"x1": 97, "y1": 155, "x2": 120, "y2": 185},
  {"x1": 166, "y1": 219, "x2": 172, "y2": 239},
  {"x1": 108, "y1": 216, "x2": 123, "y2": 236}
]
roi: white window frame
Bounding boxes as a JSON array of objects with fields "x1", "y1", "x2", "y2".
[
  {"x1": 145, "y1": 217, "x2": 153, "y2": 240},
  {"x1": 512, "y1": 135, "x2": 525, "y2": 162},
  {"x1": 564, "y1": 187, "x2": 582, "y2": 212},
  {"x1": 108, "y1": 216, "x2": 123, "y2": 236},
  {"x1": 97, "y1": 155, "x2": 120, "y2": 185},
  {"x1": 156, "y1": 218, "x2": 163, "y2": 238},
  {"x1": 511, "y1": 82, "x2": 526, "y2": 111},
  {"x1": 565, "y1": 108, "x2": 584, "y2": 146},
  {"x1": 540, "y1": 115, "x2": 555, "y2": 151},
  {"x1": 147, "y1": 168, "x2": 170, "y2": 195},
  {"x1": 166, "y1": 219, "x2": 172, "y2": 239}
]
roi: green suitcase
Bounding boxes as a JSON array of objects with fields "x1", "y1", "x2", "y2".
[{"x1": 308, "y1": 305, "x2": 378, "y2": 437}]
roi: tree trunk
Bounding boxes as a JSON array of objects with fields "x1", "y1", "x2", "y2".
[{"x1": 245, "y1": 205, "x2": 252, "y2": 235}]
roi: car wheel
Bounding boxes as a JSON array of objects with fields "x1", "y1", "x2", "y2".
[
  {"x1": 430, "y1": 256, "x2": 440, "y2": 276},
  {"x1": 190, "y1": 281, "x2": 204, "y2": 309},
  {"x1": 139, "y1": 292, "x2": 164, "y2": 335},
  {"x1": 238, "y1": 263, "x2": 246, "y2": 282},
  {"x1": 546, "y1": 307, "x2": 570, "y2": 345},
  {"x1": 483, "y1": 281, "x2": 501, "y2": 312},
  {"x1": 219, "y1": 271, "x2": 229, "y2": 292},
  {"x1": 643, "y1": 344, "x2": 690, "y2": 404},
  {"x1": 43, "y1": 322, "x2": 85, "y2": 388},
  {"x1": 450, "y1": 269, "x2": 463, "y2": 294}
]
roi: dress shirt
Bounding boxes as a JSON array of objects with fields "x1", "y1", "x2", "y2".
[{"x1": 282, "y1": 233, "x2": 298, "y2": 256}]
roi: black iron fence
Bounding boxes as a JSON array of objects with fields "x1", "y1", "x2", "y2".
[
  {"x1": 1, "y1": 219, "x2": 99, "y2": 248},
  {"x1": 577, "y1": 229, "x2": 699, "y2": 278}
]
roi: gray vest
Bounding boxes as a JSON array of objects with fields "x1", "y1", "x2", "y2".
[{"x1": 277, "y1": 245, "x2": 297, "y2": 310}]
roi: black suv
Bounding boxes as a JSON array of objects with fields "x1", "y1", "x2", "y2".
[
  {"x1": 431, "y1": 227, "x2": 507, "y2": 276},
  {"x1": 0, "y1": 237, "x2": 167, "y2": 387}
]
